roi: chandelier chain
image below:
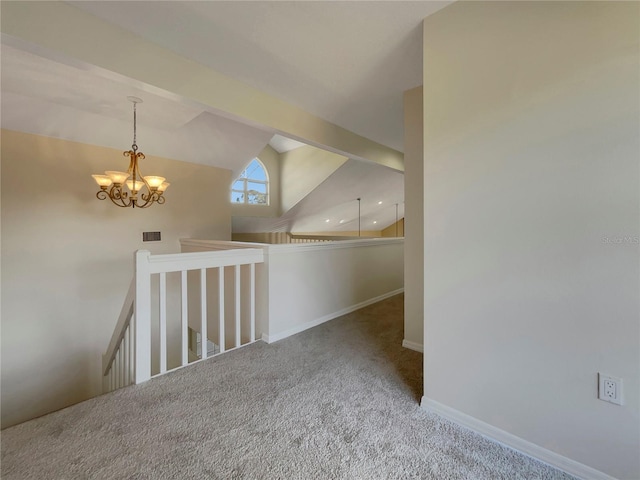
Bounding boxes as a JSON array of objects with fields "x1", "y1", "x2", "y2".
[{"x1": 132, "y1": 101, "x2": 138, "y2": 152}]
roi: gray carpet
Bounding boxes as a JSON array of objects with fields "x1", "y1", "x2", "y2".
[{"x1": 1, "y1": 294, "x2": 577, "y2": 480}]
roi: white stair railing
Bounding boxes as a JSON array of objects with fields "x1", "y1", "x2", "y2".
[
  {"x1": 102, "y1": 279, "x2": 135, "y2": 392},
  {"x1": 103, "y1": 247, "x2": 264, "y2": 392}
]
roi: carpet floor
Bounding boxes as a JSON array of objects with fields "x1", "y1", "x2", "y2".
[{"x1": 1, "y1": 294, "x2": 577, "y2": 479}]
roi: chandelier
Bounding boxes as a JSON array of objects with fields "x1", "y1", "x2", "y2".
[{"x1": 91, "y1": 96, "x2": 169, "y2": 208}]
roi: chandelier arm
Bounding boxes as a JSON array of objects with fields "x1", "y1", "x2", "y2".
[
  {"x1": 124, "y1": 150, "x2": 136, "y2": 175},
  {"x1": 96, "y1": 186, "x2": 130, "y2": 207},
  {"x1": 110, "y1": 185, "x2": 133, "y2": 208},
  {"x1": 134, "y1": 198, "x2": 151, "y2": 208},
  {"x1": 132, "y1": 153, "x2": 140, "y2": 187},
  {"x1": 137, "y1": 191, "x2": 161, "y2": 208},
  {"x1": 137, "y1": 154, "x2": 152, "y2": 191}
]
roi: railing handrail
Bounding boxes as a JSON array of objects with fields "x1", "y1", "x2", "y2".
[
  {"x1": 268, "y1": 236, "x2": 404, "y2": 253},
  {"x1": 102, "y1": 278, "x2": 135, "y2": 376},
  {"x1": 180, "y1": 238, "x2": 268, "y2": 250},
  {"x1": 146, "y1": 248, "x2": 264, "y2": 274},
  {"x1": 288, "y1": 233, "x2": 377, "y2": 241}
]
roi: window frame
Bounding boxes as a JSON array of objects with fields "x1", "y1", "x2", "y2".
[{"x1": 230, "y1": 158, "x2": 270, "y2": 206}]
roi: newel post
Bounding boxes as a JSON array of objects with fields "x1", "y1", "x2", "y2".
[{"x1": 134, "y1": 250, "x2": 152, "y2": 384}]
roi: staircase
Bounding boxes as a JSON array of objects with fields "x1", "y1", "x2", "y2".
[
  {"x1": 187, "y1": 326, "x2": 220, "y2": 362},
  {"x1": 102, "y1": 244, "x2": 264, "y2": 393}
]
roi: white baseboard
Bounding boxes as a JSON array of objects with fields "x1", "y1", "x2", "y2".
[
  {"x1": 421, "y1": 398, "x2": 616, "y2": 480},
  {"x1": 402, "y1": 339, "x2": 424, "y2": 353},
  {"x1": 262, "y1": 288, "x2": 404, "y2": 344}
]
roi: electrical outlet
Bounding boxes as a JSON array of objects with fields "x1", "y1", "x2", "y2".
[{"x1": 598, "y1": 373, "x2": 623, "y2": 406}]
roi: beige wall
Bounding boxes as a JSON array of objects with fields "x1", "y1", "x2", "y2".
[
  {"x1": 0, "y1": 130, "x2": 232, "y2": 428},
  {"x1": 1, "y1": 2, "x2": 403, "y2": 172},
  {"x1": 422, "y1": 2, "x2": 639, "y2": 478},
  {"x1": 279, "y1": 145, "x2": 348, "y2": 214},
  {"x1": 230, "y1": 144, "x2": 281, "y2": 218},
  {"x1": 265, "y1": 239, "x2": 404, "y2": 342},
  {"x1": 381, "y1": 218, "x2": 404, "y2": 238},
  {"x1": 403, "y1": 87, "x2": 423, "y2": 349}
]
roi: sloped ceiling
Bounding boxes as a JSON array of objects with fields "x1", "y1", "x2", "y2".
[
  {"x1": 233, "y1": 159, "x2": 404, "y2": 234},
  {"x1": 1, "y1": 45, "x2": 274, "y2": 172},
  {"x1": 0, "y1": 1, "x2": 435, "y2": 234},
  {"x1": 69, "y1": 0, "x2": 452, "y2": 152},
  {"x1": 268, "y1": 135, "x2": 307, "y2": 154}
]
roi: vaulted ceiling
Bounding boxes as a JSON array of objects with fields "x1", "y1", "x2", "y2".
[
  {"x1": 69, "y1": 1, "x2": 450, "y2": 152},
  {"x1": 1, "y1": 1, "x2": 452, "y2": 233}
]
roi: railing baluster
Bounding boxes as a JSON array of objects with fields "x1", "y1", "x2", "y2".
[
  {"x1": 115, "y1": 349, "x2": 119, "y2": 389},
  {"x1": 119, "y1": 347, "x2": 123, "y2": 388},
  {"x1": 159, "y1": 272, "x2": 167, "y2": 374},
  {"x1": 135, "y1": 250, "x2": 152, "y2": 384},
  {"x1": 250, "y1": 263, "x2": 256, "y2": 342},
  {"x1": 124, "y1": 327, "x2": 129, "y2": 386},
  {"x1": 200, "y1": 268, "x2": 207, "y2": 360},
  {"x1": 128, "y1": 325, "x2": 132, "y2": 385},
  {"x1": 219, "y1": 267, "x2": 225, "y2": 353},
  {"x1": 235, "y1": 265, "x2": 241, "y2": 348},
  {"x1": 114, "y1": 355, "x2": 119, "y2": 390},
  {"x1": 130, "y1": 315, "x2": 135, "y2": 383},
  {"x1": 181, "y1": 270, "x2": 188, "y2": 366}
]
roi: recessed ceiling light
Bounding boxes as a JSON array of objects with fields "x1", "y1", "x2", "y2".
[
  {"x1": 373, "y1": 221, "x2": 378, "y2": 224},
  {"x1": 325, "y1": 219, "x2": 330, "y2": 223},
  {"x1": 378, "y1": 201, "x2": 383, "y2": 205},
  {"x1": 339, "y1": 219, "x2": 345, "y2": 224}
]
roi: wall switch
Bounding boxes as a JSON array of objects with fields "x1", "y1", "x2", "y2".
[{"x1": 598, "y1": 373, "x2": 623, "y2": 406}]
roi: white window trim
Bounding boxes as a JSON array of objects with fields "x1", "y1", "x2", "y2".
[{"x1": 231, "y1": 158, "x2": 270, "y2": 206}]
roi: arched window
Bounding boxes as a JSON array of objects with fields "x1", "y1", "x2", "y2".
[{"x1": 230, "y1": 158, "x2": 269, "y2": 205}]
